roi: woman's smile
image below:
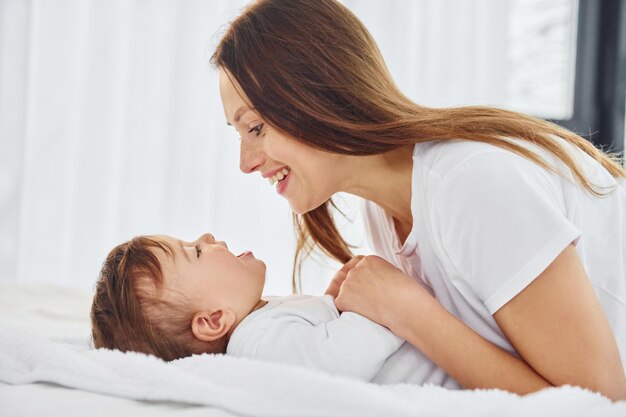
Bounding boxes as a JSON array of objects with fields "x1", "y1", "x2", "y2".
[
  {"x1": 265, "y1": 167, "x2": 291, "y2": 186},
  {"x1": 274, "y1": 168, "x2": 291, "y2": 195}
]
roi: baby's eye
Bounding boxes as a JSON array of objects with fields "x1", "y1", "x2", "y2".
[
  {"x1": 195, "y1": 244, "x2": 202, "y2": 258},
  {"x1": 248, "y1": 123, "x2": 264, "y2": 136}
]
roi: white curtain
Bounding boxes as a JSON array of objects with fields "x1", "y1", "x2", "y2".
[
  {"x1": 0, "y1": 0, "x2": 573, "y2": 295},
  {"x1": 343, "y1": 0, "x2": 510, "y2": 109}
]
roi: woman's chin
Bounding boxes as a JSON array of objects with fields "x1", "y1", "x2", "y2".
[
  {"x1": 289, "y1": 198, "x2": 330, "y2": 216},
  {"x1": 290, "y1": 205, "x2": 308, "y2": 215},
  {"x1": 289, "y1": 199, "x2": 316, "y2": 215}
]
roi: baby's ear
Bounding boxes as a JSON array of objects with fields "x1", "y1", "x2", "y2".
[{"x1": 191, "y1": 309, "x2": 236, "y2": 342}]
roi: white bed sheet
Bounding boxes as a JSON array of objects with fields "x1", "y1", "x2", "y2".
[
  {"x1": 1, "y1": 282, "x2": 625, "y2": 417},
  {"x1": 0, "y1": 283, "x2": 237, "y2": 417},
  {"x1": 0, "y1": 382, "x2": 234, "y2": 417}
]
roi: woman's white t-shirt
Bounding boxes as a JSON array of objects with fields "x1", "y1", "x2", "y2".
[{"x1": 361, "y1": 138, "x2": 626, "y2": 367}]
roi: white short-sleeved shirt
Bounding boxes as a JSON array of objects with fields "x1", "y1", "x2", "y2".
[
  {"x1": 362, "y1": 138, "x2": 626, "y2": 367},
  {"x1": 227, "y1": 294, "x2": 460, "y2": 388}
]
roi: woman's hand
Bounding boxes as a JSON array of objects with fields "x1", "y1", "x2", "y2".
[
  {"x1": 334, "y1": 255, "x2": 434, "y2": 329},
  {"x1": 325, "y1": 255, "x2": 364, "y2": 299}
]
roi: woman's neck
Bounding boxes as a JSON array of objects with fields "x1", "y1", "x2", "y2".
[{"x1": 340, "y1": 144, "x2": 414, "y2": 225}]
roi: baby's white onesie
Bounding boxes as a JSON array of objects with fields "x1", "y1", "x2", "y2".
[{"x1": 227, "y1": 294, "x2": 460, "y2": 388}]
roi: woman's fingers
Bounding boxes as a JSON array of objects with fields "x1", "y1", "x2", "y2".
[
  {"x1": 324, "y1": 279, "x2": 342, "y2": 298},
  {"x1": 335, "y1": 255, "x2": 425, "y2": 327},
  {"x1": 340, "y1": 255, "x2": 365, "y2": 273},
  {"x1": 324, "y1": 255, "x2": 365, "y2": 297}
]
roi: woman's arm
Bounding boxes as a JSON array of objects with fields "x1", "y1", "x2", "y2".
[
  {"x1": 334, "y1": 255, "x2": 552, "y2": 394},
  {"x1": 492, "y1": 244, "x2": 626, "y2": 400},
  {"x1": 334, "y1": 252, "x2": 626, "y2": 400}
]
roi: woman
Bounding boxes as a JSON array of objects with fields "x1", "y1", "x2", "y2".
[{"x1": 212, "y1": 0, "x2": 626, "y2": 400}]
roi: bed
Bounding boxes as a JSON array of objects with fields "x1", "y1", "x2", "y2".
[{"x1": 0, "y1": 283, "x2": 624, "y2": 417}]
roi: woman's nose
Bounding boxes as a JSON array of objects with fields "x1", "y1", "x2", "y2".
[
  {"x1": 239, "y1": 137, "x2": 265, "y2": 174},
  {"x1": 198, "y1": 233, "x2": 215, "y2": 244}
]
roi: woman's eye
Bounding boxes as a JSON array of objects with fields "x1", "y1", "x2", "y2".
[
  {"x1": 195, "y1": 245, "x2": 202, "y2": 258},
  {"x1": 248, "y1": 123, "x2": 264, "y2": 136}
]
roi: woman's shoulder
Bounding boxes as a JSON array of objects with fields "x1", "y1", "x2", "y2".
[
  {"x1": 413, "y1": 139, "x2": 510, "y2": 177},
  {"x1": 413, "y1": 137, "x2": 618, "y2": 191}
]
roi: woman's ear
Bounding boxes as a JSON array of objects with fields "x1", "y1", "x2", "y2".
[{"x1": 191, "y1": 309, "x2": 236, "y2": 342}]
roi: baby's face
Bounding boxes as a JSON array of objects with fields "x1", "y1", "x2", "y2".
[{"x1": 153, "y1": 233, "x2": 266, "y2": 320}]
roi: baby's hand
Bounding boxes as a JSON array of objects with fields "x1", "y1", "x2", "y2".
[{"x1": 324, "y1": 255, "x2": 365, "y2": 300}]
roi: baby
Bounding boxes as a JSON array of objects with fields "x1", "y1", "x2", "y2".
[{"x1": 90, "y1": 232, "x2": 459, "y2": 387}]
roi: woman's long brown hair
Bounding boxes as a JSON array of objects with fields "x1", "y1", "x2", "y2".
[{"x1": 212, "y1": 0, "x2": 626, "y2": 293}]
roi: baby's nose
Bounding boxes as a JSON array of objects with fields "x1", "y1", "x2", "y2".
[{"x1": 199, "y1": 233, "x2": 228, "y2": 249}]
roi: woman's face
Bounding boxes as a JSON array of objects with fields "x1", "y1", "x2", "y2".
[{"x1": 218, "y1": 68, "x2": 343, "y2": 214}]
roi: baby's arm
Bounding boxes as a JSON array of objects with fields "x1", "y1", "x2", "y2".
[{"x1": 230, "y1": 310, "x2": 404, "y2": 381}]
